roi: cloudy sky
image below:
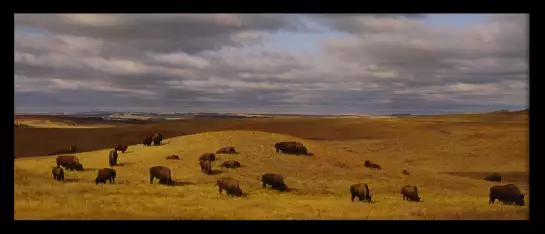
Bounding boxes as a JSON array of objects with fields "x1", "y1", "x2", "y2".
[{"x1": 14, "y1": 14, "x2": 528, "y2": 115}]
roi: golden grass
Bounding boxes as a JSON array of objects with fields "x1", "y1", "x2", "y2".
[
  {"x1": 15, "y1": 119, "x2": 115, "y2": 129},
  {"x1": 14, "y1": 114, "x2": 529, "y2": 220}
]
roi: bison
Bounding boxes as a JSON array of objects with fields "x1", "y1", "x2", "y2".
[
  {"x1": 216, "y1": 146, "x2": 237, "y2": 154},
  {"x1": 220, "y1": 160, "x2": 241, "y2": 168},
  {"x1": 68, "y1": 145, "x2": 77, "y2": 153},
  {"x1": 485, "y1": 172, "x2": 502, "y2": 182},
  {"x1": 56, "y1": 155, "x2": 83, "y2": 171},
  {"x1": 152, "y1": 133, "x2": 163, "y2": 146},
  {"x1": 166, "y1": 155, "x2": 180, "y2": 160},
  {"x1": 403, "y1": 169, "x2": 410, "y2": 175},
  {"x1": 216, "y1": 177, "x2": 246, "y2": 197},
  {"x1": 350, "y1": 183, "x2": 372, "y2": 202},
  {"x1": 109, "y1": 149, "x2": 118, "y2": 167},
  {"x1": 199, "y1": 153, "x2": 216, "y2": 162},
  {"x1": 364, "y1": 160, "x2": 382, "y2": 170},
  {"x1": 199, "y1": 159, "x2": 212, "y2": 174},
  {"x1": 401, "y1": 185, "x2": 421, "y2": 202},
  {"x1": 51, "y1": 166, "x2": 64, "y2": 182},
  {"x1": 143, "y1": 136, "x2": 152, "y2": 146},
  {"x1": 95, "y1": 168, "x2": 116, "y2": 184},
  {"x1": 261, "y1": 173, "x2": 288, "y2": 191},
  {"x1": 149, "y1": 166, "x2": 173, "y2": 185},
  {"x1": 274, "y1": 142, "x2": 308, "y2": 155},
  {"x1": 489, "y1": 184, "x2": 525, "y2": 206},
  {"x1": 115, "y1": 145, "x2": 128, "y2": 153}
]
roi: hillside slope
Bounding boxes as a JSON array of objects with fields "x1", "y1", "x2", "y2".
[
  {"x1": 15, "y1": 111, "x2": 528, "y2": 158},
  {"x1": 14, "y1": 130, "x2": 528, "y2": 220}
]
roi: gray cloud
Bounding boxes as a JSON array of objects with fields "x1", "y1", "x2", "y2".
[{"x1": 14, "y1": 14, "x2": 528, "y2": 114}]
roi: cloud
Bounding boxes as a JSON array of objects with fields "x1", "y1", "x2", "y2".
[{"x1": 14, "y1": 14, "x2": 528, "y2": 114}]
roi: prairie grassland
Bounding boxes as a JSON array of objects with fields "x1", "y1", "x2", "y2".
[{"x1": 14, "y1": 113, "x2": 529, "y2": 220}]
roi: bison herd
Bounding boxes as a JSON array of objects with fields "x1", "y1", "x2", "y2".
[{"x1": 48, "y1": 136, "x2": 526, "y2": 206}]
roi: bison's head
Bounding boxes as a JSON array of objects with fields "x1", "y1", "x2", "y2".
[
  {"x1": 74, "y1": 163, "x2": 84, "y2": 171},
  {"x1": 517, "y1": 194, "x2": 525, "y2": 206},
  {"x1": 95, "y1": 177, "x2": 100, "y2": 184}
]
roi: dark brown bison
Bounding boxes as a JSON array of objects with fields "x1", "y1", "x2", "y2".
[
  {"x1": 403, "y1": 169, "x2": 410, "y2": 175},
  {"x1": 401, "y1": 185, "x2": 421, "y2": 202},
  {"x1": 115, "y1": 145, "x2": 128, "y2": 153},
  {"x1": 51, "y1": 166, "x2": 64, "y2": 182},
  {"x1": 199, "y1": 159, "x2": 212, "y2": 174},
  {"x1": 274, "y1": 142, "x2": 308, "y2": 155},
  {"x1": 56, "y1": 155, "x2": 83, "y2": 171},
  {"x1": 109, "y1": 150, "x2": 118, "y2": 167},
  {"x1": 95, "y1": 168, "x2": 116, "y2": 184},
  {"x1": 216, "y1": 146, "x2": 237, "y2": 154},
  {"x1": 149, "y1": 166, "x2": 173, "y2": 185},
  {"x1": 261, "y1": 173, "x2": 288, "y2": 191},
  {"x1": 220, "y1": 160, "x2": 241, "y2": 168},
  {"x1": 485, "y1": 173, "x2": 502, "y2": 182},
  {"x1": 166, "y1": 155, "x2": 180, "y2": 160},
  {"x1": 143, "y1": 136, "x2": 152, "y2": 146},
  {"x1": 199, "y1": 153, "x2": 216, "y2": 162},
  {"x1": 364, "y1": 160, "x2": 382, "y2": 170},
  {"x1": 489, "y1": 184, "x2": 525, "y2": 206},
  {"x1": 216, "y1": 177, "x2": 246, "y2": 197},
  {"x1": 152, "y1": 133, "x2": 163, "y2": 146},
  {"x1": 68, "y1": 145, "x2": 76, "y2": 153},
  {"x1": 350, "y1": 183, "x2": 372, "y2": 202}
]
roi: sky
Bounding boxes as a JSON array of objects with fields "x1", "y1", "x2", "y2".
[{"x1": 14, "y1": 14, "x2": 528, "y2": 115}]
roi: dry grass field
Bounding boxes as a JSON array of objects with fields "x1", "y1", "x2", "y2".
[{"x1": 13, "y1": 112, "x2": 529, "y2": 220}]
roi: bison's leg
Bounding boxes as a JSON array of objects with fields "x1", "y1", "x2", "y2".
[
  {"x1": 276, "y1": 148, "x2": 280, "y2": 153},
  {"x1": 61, "y1": 174, "x2": 65, "y2": 181},
  {"x1": 219, "y1": 188, "x2": 223, "y2": 194},
  {"x1": 262, "y1": 183, "x2": 266, "y2": 188},
  {"x1": 359, "y1": 196, "x2": 364, "y2": 201},
  {"x1": 489, "y1": 196, "x2": 495, "y2": 204},
  {"x1": 150, "y1": 176, "x2": 154, "y2": 184},
  {"x1": 351, "y1": 194, "x2": 355, "y2": 202}
]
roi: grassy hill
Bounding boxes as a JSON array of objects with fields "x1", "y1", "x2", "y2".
[{"x1": 14, "y1": 112, "x2": 529, "y2": 220}]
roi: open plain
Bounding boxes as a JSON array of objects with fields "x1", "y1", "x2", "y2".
[{"x1": 14, "y1": 111, "x2": 529, "y2": 220}]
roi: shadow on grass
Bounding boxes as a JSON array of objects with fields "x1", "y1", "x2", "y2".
[
  {"x1": 217, "y1": 152, "x2": 241, "y2": 155},
  {"x1": 280, "y1": 152, "x2": 314, "y2": 156},
  {"x1": 63, "y1": 178, "x2": 80, "y2": 183},
  {"x1": 82, "y1": 168, "x2": 99, "y2": 172},
  {"x1": 207, "y1": 170, "x2": 223, "y2": 175},
  {"x1": 115, "y1": 162, "x2": 135, "y2": 167},
  {"x1": 164, "y1": 180, "x2": 196, "y2": 187}
]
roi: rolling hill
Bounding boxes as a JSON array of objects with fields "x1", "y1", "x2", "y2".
[{"x1": 14, "y1": 112, "x2": 529, "y2": 219}]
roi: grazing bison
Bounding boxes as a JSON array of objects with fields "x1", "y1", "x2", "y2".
[
  {"x1": 149, "y1": 166, "x2": 173, "y2": 185},
  {"x1": 364, "y1": 160, "x2": 382, "y2": 170},
  {"x1": 401, "y1": 185, "x2": 421, "y2": 202},
  {"x1": 403, "y1": 169, "x2": 410, "y2": 175},
  {"x1": 216, "y1": 177, "x2": 246, "y2": 197},
  {"x1": 261, "y1": 173, "x2": 288, "y2": 191},
  {"x1": 51, "y1": 166, "x2": 64, "y2": 182},
  {"x1": 350, "y1": 183, "x2": 372, "y2": 202},
  {"x1": 199, "y1": 159, "x2": 212, "y2": 174},
  {"x1": 95, "y1": 168, "x2": 116, "y2": 184},
  {"x1": 143, "y1": 136, "x2": 152, "y2": 146},
  {"x1": 68, "y1": 145, "x2": 77, "y2": 153},
  {"x1": 56, "y1": 155, "x2": 83, "y2": 171},
  {"x1": 220, "y1": 160, "x2": 241, "y2": 168},
  {"x1": 166, "y1": 155, "x2": 180, "y2": 160},
  {"x1": 216, "y1": 146, "x2": 237, "y2": 154},
  {"x1": 199, "y1": 153, "x2": 216, "y2": 162},
  {"x1": 109, "y1": 149, "x2": 118, "y2": 167},
  {"x1": 485, "y1": 172, "x2": 502, "y2": 182},
  {"x1": 274, "y1": 142, "x2": 308, "y2": 155},
  {"x1": 152, "y1": 133, "x2": 163, "y2": 146},
  {"x1": 115, "y1": 145, "x2": 128, "y2": 153},
  {"x1": 489, "y1": 184, "x2": 525, "y2": 206}
]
